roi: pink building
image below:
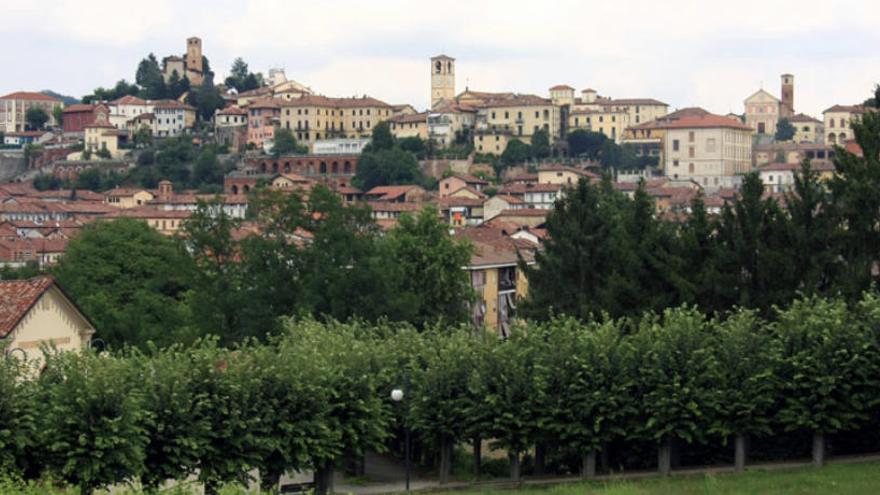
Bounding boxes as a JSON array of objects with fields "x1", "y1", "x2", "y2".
[{"x1": 247, "y1": 98, "x2": 280, "y2": 149}]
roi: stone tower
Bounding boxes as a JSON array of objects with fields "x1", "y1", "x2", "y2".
[
  {"x1": 430, "y1": 55, "x2": 455, "y2": 109},
  {"x1": 185, "y1": 37, "x2": 203, "y2": 83},
  {"x1": 780, "y1": 73, "x2": 794, "y2": 118}
]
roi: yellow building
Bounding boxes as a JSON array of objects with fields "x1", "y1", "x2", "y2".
[
  {"x1": 110, "y1": 207, "x2": 192, "y2": 236},
  {"x1": 277, "y1": 95, "x2": 393, "y2": 151},
  {"x1": 823, "y1": 104, "x2": 869, "y2": 145},
  {"x1": 789, "y1": 113, "x2": 823, "y2": 144},
  {"x1": 744, "y1": 88, "x2": 781, "y2": 135},
  {"x1": 389, "y1": 112, "x2": 429, "y2": 140},
  {"x1": 0, "y1": 276, "x2": 95, "y2": 367},
  {"x1": 104, "y1": 188, "x2": 155, "y2": 208},
  {"x1": 457, "y1": 225, "x2": 536, "y2": 335},
  {"x1": 83, "y1": 121, "x2": 122, "y2": 158},
  {"x1": 568, "y1": 107, "x2": 630, "y2": 142},
  {"x1": 473, "y1": 94, "x2": 560, "y2": 155},
  {"x1": 568, "y1": 88, "x2": 668, "y2": 138}
]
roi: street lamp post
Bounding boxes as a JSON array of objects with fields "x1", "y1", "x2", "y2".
[{"x1": 391, "y1": 372, "x2": 411, "y2": 493}]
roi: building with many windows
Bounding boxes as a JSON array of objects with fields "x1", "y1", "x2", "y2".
[
  {"x1": 472, "y1": 94, "x2": 560, "y2": 155},
  {"x1": 657, "y1": 111, "x2": 753, "y2": 190},
  {"x1": 0, "y1": 91, "x2": 63, "y2": 133},
  {"x1": 153, "y1": 100, "x2": 196, "y2": 137},
  {"x1": 276, "y1": 95, "x2": 393, "y2": 151},
  {"x1": 823, "y1": 104, "x2": 870, "y2": 145}
]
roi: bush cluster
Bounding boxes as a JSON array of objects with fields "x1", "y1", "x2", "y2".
[{"x1": 2, "y1": 295, "x2": 880, "y2": 494}]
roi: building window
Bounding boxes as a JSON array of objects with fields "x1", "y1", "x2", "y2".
[
  {"x1": 706, "y1": 138, "x2": 716, "y2": 152},
  {"x1": 673, "y1": 160, "x2": 679, "y2": 167},
  {"x1": 688, "y1": 163, "x2": 694, "y2": 174},
  {"x1": 672, "y1": 139, "x2": 679, "y2": 151},
  {"x1": 688, "y1": 131, "x2": 695, "y2": 142}
]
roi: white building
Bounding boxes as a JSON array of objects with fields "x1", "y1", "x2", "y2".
[
  {"x1": 313, "y1": 138, "x2": 370, "y2": 155},
  {"x1": 108, "y1": 95, "x2": 154, "y2": 130}
]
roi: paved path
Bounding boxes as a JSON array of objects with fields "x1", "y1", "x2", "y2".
[{"x1": 334, "y1": 452, "x2": 880, "y2": 494}]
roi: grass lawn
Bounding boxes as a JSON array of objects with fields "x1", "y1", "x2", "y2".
[{"x1": 447, "y1": 460, "x2": 880, "y2": 495}]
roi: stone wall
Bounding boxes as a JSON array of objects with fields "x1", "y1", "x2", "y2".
[{"x1": 0, "y1": 152, "x2": 26, "y2": 182}]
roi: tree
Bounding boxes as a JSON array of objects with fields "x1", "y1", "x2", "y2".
[
  {"x1": 301, "y1": 187, "x2": 415, "y2": 322},
  {"x1": 136, "y1": 53, "x2": 166, "y2": 100},
  {"x1": 398, "y1": 136, "x2": 426, "y2": 157},
  {"x1": 775, "y1": 118, "x2": 795, "y2": 141},
  {"x1": 535, "y1": 318, "x2": 635, "y2": 478},
  {"x1": 531, "y1": 128, "x2": 551, "y2": 159},
  {"x1": 632, "y1": 307, "x2": 720, "y2": 475},
  {"x1": 469, "y1": 330, "x2": 539, "y2": 481},
  {"x1": 188, "y1": 72, "x2": 224, "y2": 121},
  {"x1": 52, "y1": 219, "x2": 196, "y2": 350},
  {"x1": 773, "y1": 296, "x2": 878, "y2": 466},
  {"x1": 74, "y1": 168, "x2": 103, "y2": 191},
  {"x1": 501, "y1": 138, "x2": 531, "y2": 166},
  {"x1": 166, "y1": 70, "x2": 190, "y2": 100},
  {"x1": 712, "y1": 309, "x2": 777, "y2": 471},
  {"x1": 370, "y1": 121, "x2": 395, "y2": 151},
  {"x1": 827, "y1": 110, "x2": 880, "y2": 299},
  {"x1": 272, "y1": 127, "x2": 307, "y2": 157},
  {"x1": 95, "y1": 143, "x2": 112, "y2": 159},
  {"x1": 133, "y1": 126, "x2": 153, "y2": 148},
  {"x1": 191, "y1": 146, "x2": 224, "y2": 187},
  {"x1": 133, "y1": 344, "x2": 213, "y2": 491},
  {"x1": 52, "y1": 105, "x2": 63, "y2": 128},
  {"x1": 675, "y1": 194, "x2": 733, "y2": 313},
  {"x1": 355, "y1": 147, "x2": 424, "y2": 190},
  {"x1": 567, "y1": 129, "x2": 607, "y2": 159},
  {"x1": 385, "y1": 206, "x2": 474, "y2": 327},
  {"x1": 37, "y1": 352, "x2": 147, "y2": 495},
  {"x1": 0, "y1": 354, "x2": 36, "y2": 479},
  {"x1": 33, "y1": 173, "x2": 62, "y2": 191},
  {"x1": 225, "y1": 57, "x2": 263, "y2": 92},
  {"x1": 25, "y1": 107, "x2": 49, "y2": 130}
]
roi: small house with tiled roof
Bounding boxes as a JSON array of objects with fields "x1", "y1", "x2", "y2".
[{"x1": 0, "y1": 276, "x2": 95, "y2": 366}]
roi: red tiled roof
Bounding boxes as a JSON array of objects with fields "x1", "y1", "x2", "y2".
[
  {"x1": 496, "y1": 208, "x2": 548, "y2": 217},
  {"x1": 760, "y1": 162, "x2": 799, "y2": 172},
  {"x1": 389, "y1": 112, "x2": 429, "y2": 124},
  {"x1": 63, "y1": 104, "x2": 97, "y2": 113},
  {"x1": 490, "y1": 194, "x2": 525, "y2": 204},
  {"x1": 0, "y1": 276, "x2": 54, "y2": 337},
  {"x1": 218, "y1": 105, "x2": 247, "y2": 115},
  {"x1": 364, "y1": 185, "x2": 422, "y2": 201},
  {"x1": 0, "y1": 91, "x2": 61, "y2": 102},
  {"x1": 446, "y1": 173, "x2": 489, "y2": 185},
  {"x1": 651, "y1": 113, "x2": 752, "y2": 131},
  {"x1": 153, "y1": 99, "x2": 196, "y2": 110},
  {"x1": 110, "y1": 95, "x2": 148, "y2": 106},
  {"x1": 550, "y1": 84, "x2": 575, "y2": 91},
  {"x1": 789, "y1": 113, "x2": 821, "y2": 123},
  {"x1": 823, "y1": 104, "x2": 868, "y2": 114},
  {"x1": 365, "y1": 201, "x2": 423, "y2": 212}
]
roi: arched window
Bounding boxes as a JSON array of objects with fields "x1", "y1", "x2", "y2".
[
  {"x1": 344, "y1": 161, "x2": 352, "y2": 174},
  {"x1": 332, "y1": 162, "x2": 339, "y2": 174},
  {"x1": 284, "y1": 162, "x2": 291, "y2": 173},
  {"x1": 307, "y1": 162, "x2": 315, "y2": 175},
  {"x1": 231, "y1": 185, "x2": 239, "y2": 194},
  {"x1": 243, "y1": 185, "x2": 251, "y2": 193},
  {"x1": 320, "y1": 162, "x2": 327, "y2": 174},
  {"x1": 272, "y1": 162, "x2": 279, "y2": 173},
  {"x1": 828, "y1": 133, "x2": 837, "y2": 144},
  {"x1": 435, "y1": 61, "x2": 442, "y2": 74},
  {"x1": 260, "y1": 163, "x2": 267, "y2": 173},
  {"x1": 839, "y1": 132, "x2": 847, "y2": 142}
]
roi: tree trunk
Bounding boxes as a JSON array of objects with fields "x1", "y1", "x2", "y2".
[
  {"x1": 812, "y1": 431, "x2": 825, "y2": 467},
  {"x1": 670, "y1": 437, "x2": 681, "y2": 469},
  {"x1": 734, "y1": 433, "x2": 747, "y2": 473},
  {"x1": 600, "y1": 444, "x2": 609, "y2": 474},
  {"x1": 439, "y1": 436, "x2": 452, "y2": 485},
  {"x1": 473, "y1": 437, "x2": 482, "y2": 478},
  {"x1": 581, "y1": 450, "x2": 597, "y2": 479},
  {"x1": 314, "y1": 459, "x2": 335, "y2": 495},
  {"x1": 534, "y1": 443, "x2": 546, "y2": 475},
  {"x1": 261, "y1": 468, "x2": 281, "y2": 493},
  {"x1": 509, "y1": 451, "x2": 521, "y2": 482},
  {"x1": 658, "y1": 437, "x2": 672, "y2": 476}
]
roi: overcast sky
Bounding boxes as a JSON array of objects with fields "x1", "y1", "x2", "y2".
[{"x1": 2, "y1": 0, "x2": 878, "y2": 116}]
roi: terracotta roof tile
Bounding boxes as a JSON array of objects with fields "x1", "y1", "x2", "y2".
[
  {"x1": 0, "y1": 276, "x2": 54, "y2": 337},
  {"x1": 0, "y1": 91, "x2": 61, "y2": 102}
]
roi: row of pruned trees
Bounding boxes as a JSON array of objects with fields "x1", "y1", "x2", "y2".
[{"x1": 3, "y1": 294, "x2": 880, "y2": 494}]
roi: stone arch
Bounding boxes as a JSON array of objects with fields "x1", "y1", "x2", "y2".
[
  {"x1": 260, "y1": 163, "x2": 267, "y2": 173},
  {"x1": 307, "y1": 163, "x2": 315, "y2": 175},
  {"x1": 331, "y1": 162, "x2": 339, "y2": 174},
  {"x1": 344, "y1": 161, "x2": 352, "y2": 174},
  {"x1": 231, "y1": 185, "x2": 239, "y2": 194},
  {"x1": 284, "y1": 162, "x2": 291, "y2": 173},
  {"x1": 828, "y1": 133, "x2": 836, "y2": 144},
  {"x1": 243, "y1": 184, "x2": 251, "y2": 193},
  {"x1": 272, "y1": 162, "x2": 279, "y2": 174},
  {"x1": 320, "y1": 162, "x2": 327, "y2": 174},
  {"x1": 839, "y1": 133, "x2": 847, "y2": 143}
]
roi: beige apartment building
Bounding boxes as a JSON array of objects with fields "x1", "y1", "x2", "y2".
[
  {"x1": 428, "y1": 102, "x2": 476, "y2": 147},
  {"x1": 658, "y1": 112, "x2": 753, "y2": 189},
  {"x1": 472, "y1": 95, "x2": 560, "y2": 155},
  {"x1": 789, "y1": 113, "x2": 823, "y2": 143},
  {"x1": 823, "y1": 104, "x2": 869, "y2": 145},
  {"x1": 0, "y1": 91, "x2": 63, "y2": 133},
  {"x1": 389, "y1": 112, "x2": 429, "y2": 140},
  {"x1": 277, "y1": 95, "x2": 393, "y2": 150}
]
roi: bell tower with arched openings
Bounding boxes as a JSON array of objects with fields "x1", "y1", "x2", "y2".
[{"x1": 430, "y1": 55, "x2": 455, "y2": 109}]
